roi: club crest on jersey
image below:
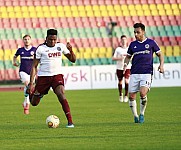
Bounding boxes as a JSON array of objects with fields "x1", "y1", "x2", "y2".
[
  {"x1": 145, "y1": 44, "x2": 149, "y2": 49},
  {"x1": 57, "y1": 47, "x2": 61, "y2": 51},
  {"x1": 30, "y1": 51, "x2": 34, "y2": 55}
]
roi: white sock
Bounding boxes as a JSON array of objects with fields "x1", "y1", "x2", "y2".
[
  {"x1": 23, "y1": 86, "x2": 30, "y2": 106},
  {"x1": 129, "y1": 100, "x2": 138, "y2": 117},
  {"x1": 140, "y1": 96, "x2": 147, "y2": 115}
]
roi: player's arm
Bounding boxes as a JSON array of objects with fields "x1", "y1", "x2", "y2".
[
  {"x1": 29, "y1": 58, "x2": 39, "y2": 93},
  {"x1": 13, "y1": 55, "x2": 19, "y2": 67},
  {"x1": 64, "y1": 42, "x2": 76, "y2": 63},
  {"x1": 123, "y1": 55, "x2": 132, "y2": 73},
  {"x1": 156, "y1": 51, "x2": 164, "y2": 73}
]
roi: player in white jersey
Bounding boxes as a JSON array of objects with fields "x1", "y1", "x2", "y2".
[
  {"x1": 112, "y1": 35, "x2": 131, "y2": 102},
  {"x1": 28, "y1": 29, "x2": 76, "y2": 128},
  {"x1": 123, "y1": 23, "x2": 164, "y2": 123}
]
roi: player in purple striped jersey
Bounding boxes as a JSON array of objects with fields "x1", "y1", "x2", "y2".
[
  {"x1": 123, "y1": 23, "x2": 164, "y2": 123},
  {"x1": 13, "y1": 35, "x2": 36, "y2": 115}
]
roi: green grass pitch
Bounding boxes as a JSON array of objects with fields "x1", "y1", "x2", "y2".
[{"x1": 0, "y1": 87, "x2": 180, "y2": 150}]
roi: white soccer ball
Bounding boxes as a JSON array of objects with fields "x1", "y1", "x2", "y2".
[{"x1": 46, "y1": 115, "x2": 60, "y2": 128}]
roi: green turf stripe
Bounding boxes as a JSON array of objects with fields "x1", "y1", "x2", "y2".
[{"x1": 0, "y1": 25, "x2": 180, "y2": 40}]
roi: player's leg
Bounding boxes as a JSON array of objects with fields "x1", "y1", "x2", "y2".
[
  {"x1": 52, "y1": 74, "x2": 74, "y2": 128},
  {"x1": 128, "y1": 74, "x2": 140, "y2": 123},
  {"x1": 139, "y1": 74, "x2": 152, "y2": 123},
  {"x1": 29, "y1": 92, "x2": 43, "y2": 106},
  {"x1": 19, "y1": 72, "x2": 30, "y2": 114},
  {"x1": 116, "y1": 69, "x2": 124, "y2": 102},
  {"x1": 129, "y1": 93, "x2": 139, "y2": 123},
  {"x1": 123, "y1": 69, "x2": 130, "y2": 102},
  {"x1": 29, "y1": 76, "x2": 49, "y2": 106}
]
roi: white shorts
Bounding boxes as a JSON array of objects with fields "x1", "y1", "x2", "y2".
[
  {"x1": 19, "y1": 71, "x2": 30, "y2": 83},
  {"x1": 128, "y1": 74, "x2": 152, "y2": 93}
]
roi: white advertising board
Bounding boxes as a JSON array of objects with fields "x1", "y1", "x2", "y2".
[
  {"x1": 63, "y1": 63, "x2": 181, "y2": 90},
  {"x1": 152, "y1": 63, "x2": 181, "y2": 87},
  {"x1": 62, "y1": 66, "x2": 91, "y2": 90}
]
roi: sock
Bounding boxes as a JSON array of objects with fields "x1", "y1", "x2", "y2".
[
  {"x1": 140, "y1": 96, "x2": 147, "y2": 115},
  {"x1": 125, "y1": 83, "x2": 129, "y2": 96},
  {"x1": 60, "y1": 99, "x2": 73, "y2": 124},
  {"x1": 118, "y1": 83, "x2": 122, "y2": 96},
  {"x1": 129, "y1": 100, "x2": 138, "y2": 117},
  {"x1": 23, "y1": 86, "x2": 30, "y2": 106}
]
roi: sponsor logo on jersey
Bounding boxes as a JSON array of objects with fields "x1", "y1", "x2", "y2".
[
  {"x1": 134, "y1": 50, "x2": 150, "y2": 55},
  {"x1": 48, "y1": 52, "x2": 61, "y2": 58},
  {"x1": 134, "y1": 46, "x2": 137, "y2": 48}
]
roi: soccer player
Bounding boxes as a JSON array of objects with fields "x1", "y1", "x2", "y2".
[
  {"x1": 123, "y1": 23, "x2": 164, "y2": 123},
  {"x1": 13, "y1": 35, "x2": 36, "y2": 115},
  {"x1": 112, "y1": 35, "x2": 131, "y2": 102},
  {"x1": 28, "y1": 29, "x2": 76, "y2": 128}
]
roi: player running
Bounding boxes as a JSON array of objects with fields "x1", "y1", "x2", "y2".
[{"x1": 28, "y1": 29, "x2": 76, "y2": 128}]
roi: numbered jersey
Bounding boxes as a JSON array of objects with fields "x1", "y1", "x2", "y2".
[{"x1": 36, "y1": 43, "x2": 70, "y2": 76}]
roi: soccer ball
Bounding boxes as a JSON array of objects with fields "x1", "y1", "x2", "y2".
[{"x1": 46, "y1": 115, "x2": 60, "y2": 128}]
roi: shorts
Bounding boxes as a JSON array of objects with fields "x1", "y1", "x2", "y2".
[
  {"x1": 116, "y1": 69, "x2": 130, "y2": 81},
  {"x1": 34, "y1": 74, "x2": 64, "y2": 96},
  {"x1": 128, "y1": 74, "x2": 152, "y2": 93},
  {"x1": 19, "y1": 71, "x2": 30, "y2": 83}
]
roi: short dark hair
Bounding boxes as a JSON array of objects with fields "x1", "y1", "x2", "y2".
[
  {"x1": 47, "y1": 29, "x2": 57, "y2": 36},
  {"x1": 121, "y1": 35, "x2": 127, "y2": 39},
  {"x1": 133, "y1": 23, "x2": 145, "y2": 31},
  {"x1": 23, "y1": 34, "x2": 31, "y2": 39}
]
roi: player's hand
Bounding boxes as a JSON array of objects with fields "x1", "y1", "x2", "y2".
[
  {"x1": 66, "y1": 42, "x2": 72, "y2": 51},
  {"x1": 158, "y1": 65, "x2": 164, "y2": 73},
  {"x1": 13, "y1": 62, "x2": 19, "y2": 67}
]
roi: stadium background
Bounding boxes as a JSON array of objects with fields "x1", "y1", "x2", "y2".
[{"x1": 0, "y1": 0, "x2": 180, "y2": 84}]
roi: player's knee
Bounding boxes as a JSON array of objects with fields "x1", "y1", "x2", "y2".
[
  {"x1": 31, "y1": 101, "x2": 37, "y2": 106},
  {"x1": 140, "y1": 93, "x2": 147, "y2": 98},
  {"x1": 30, "y1": 95, "x2": 41, "y2": 106},
  {"x1": 129, "y1": 93, "x2": 136, "y2": 100},
  {"x1": 30, "y1": 99, "x2": 38, "y2": 106},
  {"x1": 125, "y1": 79, "x2": 129, "y2": 84}
]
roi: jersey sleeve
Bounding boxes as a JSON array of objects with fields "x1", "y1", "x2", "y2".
[
  {"x1": 152, "y1": 40, "x2": 161, "y2": 53},
  {"x1": 60, "y1": 43, "x2": 70, "y2": 55},
  {"x1": 35, "y1": 46, "x2": 42, "y2": 59},
  {"x1": 14, "y1": 48, "x2": 20, "y2": 56},
  {"x1": 127, "y1": 42, "x2": 133, "y2": 56}
]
